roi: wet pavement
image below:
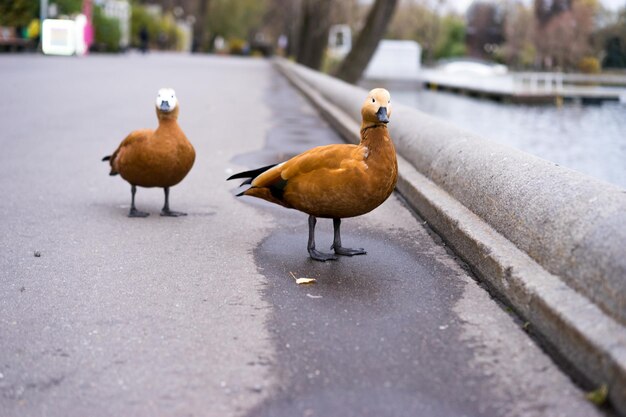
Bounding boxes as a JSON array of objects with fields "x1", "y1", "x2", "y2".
[
  {"x1": 0, "y1": 54, "x2": 605, "y2": 417},
  {"x1": 235, "y1": 73, "x2": 603, "y2": 417}
]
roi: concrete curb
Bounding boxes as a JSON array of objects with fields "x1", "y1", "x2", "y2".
[{"x1": 274, "y1": 58, "x2": 626, "y2": 415}]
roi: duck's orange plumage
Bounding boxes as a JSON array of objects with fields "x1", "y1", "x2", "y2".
[
  {"x1": 228, "y1": 88, "x2": 397, "y2": 261},
  {"x1": 103, "y1": 88, "x2": 195, "y2": 217}
]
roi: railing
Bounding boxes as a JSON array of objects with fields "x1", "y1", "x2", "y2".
[
  {"x1": 513, "y1": 71, "x2": 626, "y2": 94},
  {"x1": 513, "y1": 72, "x2": 564, "y2": 93}
]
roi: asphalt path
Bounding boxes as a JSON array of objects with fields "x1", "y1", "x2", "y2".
[{"x1": 0, "y1": 53, "x2": 602, "y2": 417}]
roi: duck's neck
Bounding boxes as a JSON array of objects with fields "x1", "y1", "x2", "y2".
[
  {"x1": 156, "y1": 106, "x2": 180, "y2": 124},
  {"x1": 157, "y1": 115, "x2": 179, "y2": 129},
  {"x1": 158, "y1": 114, "x2": 178, "y2": 123},
  {"x1": 360, "y1": 123, "x2": 391, "y2": 151},
  {"x1": 155, "y1": 117, "x2": 182, "y2": 140}
]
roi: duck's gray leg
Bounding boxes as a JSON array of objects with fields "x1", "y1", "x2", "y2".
[
  {"x1": 307, "y1": 215, "x2": 337, "y2": 261},
  {"x1": 331, "y1": 218, "x2": 366, "y2": 256},
  {"x1": 161, "y1": 187, "x2": 187, "y2": 217},
  {"x1": 128, "y1": 185, "x2": 149, "y2": 218}
]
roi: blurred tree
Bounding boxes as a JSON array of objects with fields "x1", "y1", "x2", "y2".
[
  {"x1": 466, "y1": 1, "x2": 505, "y2": 59},
  {"x1": 602, "y1": 37, "x2": 626, "y2": 68},
  {"x1": 534, "y1": 0, "x2": 572, "y2": 26},
  {"x1": 131, "y1": 5, "x2": 160, "y2": 47},
  {"x1": 261, "y1": 0, "x2": 302, "y2": 56},
  {"x1": 502, "y1": 3, "x2": 537, "y2": 68},
  {"x1": 92, "y1": 5, "x2": 121, "y2": 52},
  {"x1": 0, "y1": 0, "x2": 39, "y2": 27},
  {"x1": 387, "y1": 1, "x2": 442, "y2": 63},
  {"x1": 192, "y1": 0, "x2": 210, "y2": 52},
  {"x1": 578, "y1": 56, "x2": 601, "y2": 73},
  {"x1": 130, "y1": 4, "x2": 181, "y2": 51},
  {"x1": 435, "y1": 15, "x2": 466, "y2": 59},
  {"x1": 335, "y1": 0, "x2": 398, "y2": 83},
  {"x1": 55, "y1": 0, "x2": 83, "y2": 15},
  {"x1": 594, "y1": 7, "x2": 626, "y2": 68},
  {"x1": 205, "y1": 0, "x2": 266, "y2": 49},
  {"x1": 535, "y1": 0, "x2": 596, "y2": 70},
  {"x1": 296, "y1": 0, "x2": 334, "y2": 69},
  {"x1": 135, "y1": 0, "x2": 265, "y2": 52}
]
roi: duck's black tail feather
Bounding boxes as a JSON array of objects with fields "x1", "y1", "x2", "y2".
[
  {"x1": 102, "y1": 155, "x2": 118, "y2": 176},
  {"x1": 227, "y1": 164, "x2": 277, "y2": 183}
]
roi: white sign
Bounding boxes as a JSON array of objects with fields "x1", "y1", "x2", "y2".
[
  {"x1": 42, "y1": 19, "x2": 77, "y2": 56},
  {"x1": 42, "y1": 17, "x2": 90, "y2": 56},
  {"x1": 328, "y1": 25, "x2": 352, "y2": 59},
  {"x1": 364, "y1": 40, "x2": 422, "y2": 81}
]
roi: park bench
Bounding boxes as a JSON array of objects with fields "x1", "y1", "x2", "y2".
[{"x1": 0, "y1": 26, "x2": 35, "y2": 52}]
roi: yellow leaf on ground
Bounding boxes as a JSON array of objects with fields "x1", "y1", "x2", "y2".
[{"x1": 289, "y1": 271, "x2": 317, "y2": 285}]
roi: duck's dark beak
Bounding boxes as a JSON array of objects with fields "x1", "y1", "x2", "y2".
[
  {"x1": 159, "y1": 101, "x2": 171, "y2": 112},
  {"x1": 376, "y1": 106, "x2": 389, "y2": 124}
]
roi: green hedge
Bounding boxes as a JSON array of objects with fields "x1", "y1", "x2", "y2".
[{"x1": 92, "y1": 5, "x2": 121, "y2": 52}]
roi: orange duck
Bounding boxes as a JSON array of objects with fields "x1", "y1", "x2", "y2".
[
  {"x1": 228, "y1": 88, "x2": 397, "y2": 261},
  {"x1": 103, "y1": 88, "x2": 195, "y2": 217}
]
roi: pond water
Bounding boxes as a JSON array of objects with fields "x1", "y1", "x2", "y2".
[{"x1": 367, "y1": 84, "x2": 626, "y2": 189}]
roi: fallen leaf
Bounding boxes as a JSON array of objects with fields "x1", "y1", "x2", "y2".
[
  {"x1": 290, "y1": 271, "x2": 317, "y2": 285},
  {"x1": 586, "y1": 384, "x2": 608, "y2": 406}
]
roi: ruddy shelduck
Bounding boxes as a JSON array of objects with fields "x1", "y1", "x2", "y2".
[
  {"x1": 228, "y1": 88, "x2": 397, "y2": 261},
  {"x1": 103, "y1": 88, "x2": 195, "y2": 217}
]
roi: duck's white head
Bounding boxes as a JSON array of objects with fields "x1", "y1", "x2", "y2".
[
  {"x1": 361, "y1": 88, "x2": 391, "y2": 128},
  {"x1": 156, "y1": 88, "x2": 178, "y2": 113}
]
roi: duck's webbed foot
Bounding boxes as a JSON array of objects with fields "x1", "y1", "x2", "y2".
[
  {"x1": 331, "y1": 245, "x2": 367, "y2": 257},
  {"x1": 129, "y1": 208, "x2": 150, "y2": 218},
  {"x1": 308, "y1": 248, "x2": 338, "y2": 262},
  {"x1": 331, "y1": 218, "x2": 366, "y2": 257},
  {"x1": 160, "y1": 209, "x2": 187, "y2": 217}
]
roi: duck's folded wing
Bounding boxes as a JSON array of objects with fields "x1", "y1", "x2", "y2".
[
  {"x1": 245, "y1": 144, "x2": 363, "y2": 207},
  {"x1": 109, "y1": 129, "x2": 151, "y2": 171},
  {"x1": 280, "y1": 144, "x2": 362, "y2": 179}
]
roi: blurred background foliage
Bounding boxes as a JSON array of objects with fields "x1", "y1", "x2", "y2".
[
  {"x1": 1, "y1": 0, "x2": 625, "y2": 73},
  {"x1": 54, "y1": 0, "x2": 83, "y2": 14},
  {"x1": 0, "y1": 0, "x2": 39, "y2": 26},
  {"x1": 130, "y1": 4, "x2": 182, "y2": 51},
  {"x1": 205, "y1": 0, "x2": 265, "y2": 48},
  {"x1": 92, "y1": 4, "x2": 121, "y2": 52}
]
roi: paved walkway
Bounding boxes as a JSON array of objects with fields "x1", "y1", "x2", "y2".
[{"x1": 0, "y1": 53, "x2": 601, "y2": 417}]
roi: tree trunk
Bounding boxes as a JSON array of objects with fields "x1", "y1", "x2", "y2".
[
  {"x1": 192, "y1": 0, "x2": 210, "y2": 52},
  {"x1": 296, "y1": 0, "x2": 333, "y2": 70},
  {"x1": 335, "y1": 0, "x2": 398, "y2": 84}
]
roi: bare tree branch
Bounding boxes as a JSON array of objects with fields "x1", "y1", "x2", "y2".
[{"x1": 335, "y1": 0, "x2": 398, "y2": 84}]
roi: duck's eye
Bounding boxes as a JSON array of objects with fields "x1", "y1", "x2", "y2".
[{"x1": 372, "y1": 98, "x2": 375, "y2": 103}]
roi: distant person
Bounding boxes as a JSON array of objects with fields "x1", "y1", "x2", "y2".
[
  {"x1": 157, "y1": 31, "x2": 167, "y2": 50},
  {"x1": 277, "y1": 34, "x2": 287, "y2": 56},
  {"x1": 139, "y1": 26, "x2": 149, "y2": 53}
]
